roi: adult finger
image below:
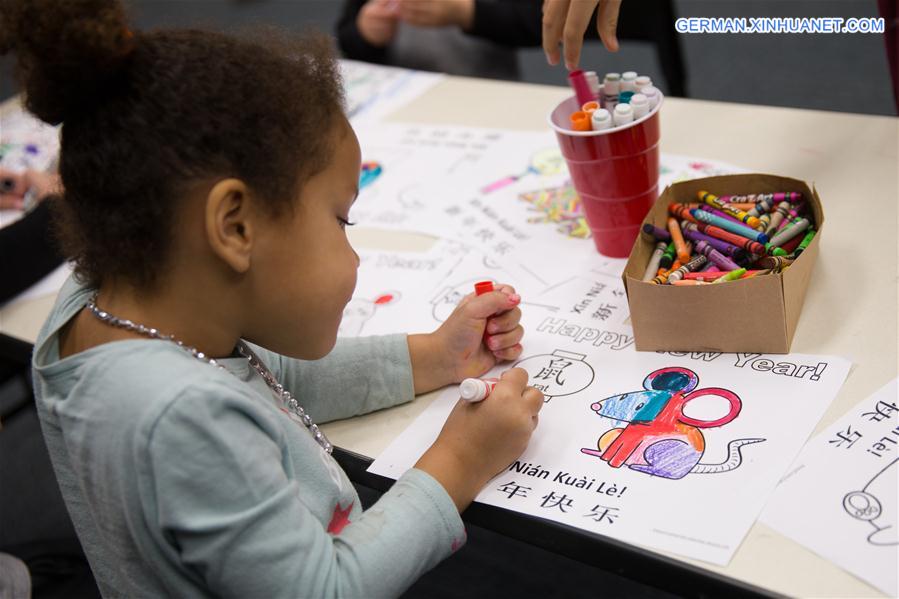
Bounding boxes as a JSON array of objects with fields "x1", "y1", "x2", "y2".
[
  {"x1": 561, "y1": 0, "x2": 599, "y2": 69},
  {"x1": 542, "y1": 0, "x2": 571, "y2": 66},
  {"x1": 596, "y1": 0, "x2": 622, "y2": 52}
]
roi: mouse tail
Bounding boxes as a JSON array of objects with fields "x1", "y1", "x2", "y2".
[{"x1": 691, "y1": 438, "x2": 766, "y2": 474}]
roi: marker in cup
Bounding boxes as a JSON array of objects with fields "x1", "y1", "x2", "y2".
[
  {"x1": 630, "y1": 93, "x2": 649, "y2": 119},
  {"x1": 621, "y1": 71, "x2": 638, "y2": 92},
  {"x1": 591, "y1": 108, "x2": 612, "y2": 130},
  {"x1": 613, "y1": 103, "x2": 634, "y2": 127},
  {"x1": 460, "y1": 377, "x2": 498, "y2": 402}
]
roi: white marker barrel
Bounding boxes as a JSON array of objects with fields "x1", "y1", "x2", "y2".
[
  {"x1": 642, "y1": 85, "x2": 661, "y2": 110},
  {"x1": 613, "y1": 102, "x2": 635, "y2": 127},
  {"x1": 591, "y1": 108, "x2": 613, "y2": 130},
  {"x1": 630, "y1": 93, "x2": 649, "y2": 119},
  {"x1": 635, "y1": 75, "x2": 652, "y2": 93}
]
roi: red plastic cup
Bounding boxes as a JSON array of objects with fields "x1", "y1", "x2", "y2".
[{"x1": 548, "y1": 93, "x2": 663, "y2": 257}]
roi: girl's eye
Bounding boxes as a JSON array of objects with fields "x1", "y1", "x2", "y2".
[{"x1": 338, "y1": 217, "x2": 356, "y2": 230}]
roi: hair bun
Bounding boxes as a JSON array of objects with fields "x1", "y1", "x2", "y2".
[{"x1": 2, "y1": 0, "x2": 134, "y2": 125}]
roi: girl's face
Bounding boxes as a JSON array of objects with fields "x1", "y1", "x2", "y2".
[{"x1": 245, "y1": 121, "x2": 361, "y2": 359}]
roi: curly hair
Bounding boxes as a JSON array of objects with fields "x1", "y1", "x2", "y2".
[{"x1": 1, "y1": 0, "x2": 344, "y2": 289}]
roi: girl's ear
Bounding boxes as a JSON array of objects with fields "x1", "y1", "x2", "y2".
[{"x1": 205, "y1": 178, "x2": 254, "y2": 274}]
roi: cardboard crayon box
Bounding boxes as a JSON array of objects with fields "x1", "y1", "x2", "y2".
[{"x1": 622, "y1": 174, "x2": 824, "y2": 353}]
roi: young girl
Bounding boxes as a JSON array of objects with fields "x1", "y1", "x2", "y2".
[{"x1": 6, "y1": 0, "x2": 543, "y2": 596}]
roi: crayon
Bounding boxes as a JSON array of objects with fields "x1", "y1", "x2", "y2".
[
  {"x1": 698, "y1": 190, "x2": 761, "y2": 229},
  {"x1": 697, "y1": 204, "x2": 747, "y2": 226},
  {"x1": 776, "y1": 201, "x2": 807, "y2": 231},
  {"x1": 692, "y1": 209, "x2": 770, "y2": 243},
  {"x1": 642, "y1": 241, "x2": 668, "y2": 281},
  {"x1": 746, "y1": 196, "x2": 775, "y2": 218},
  {"x1": 671, "y1": 279, "x2": 712, "y2": 286},
  {"x1": 757, "y1": 213, "x2": 771, "y2": 232},
  {"x1": 719, "y1": 192, "x2": 802, "y2": 204},
  {"x1": 659, "y1": 242, "x2": 676, "y2": 269},
  {"x1": 793, "y1": 229, "x2": 817, "y2": 257},
  {"x1": 681, "y1": 227, "x2": 748, "y2": 262},
  {"x1": 694, "y1": 240, "x2": 741, "y2": 271},
  {"x1": 768, "y1": 217, "x2": 811, "y2": 247},
  {"x1": 765, "y1": 201, "x2": 793, "y2": 235},
  {"x1": 681, "y1": 202, "x2": 757, "y2": 212},
  {"x1": 683, "y1": 271, "x2": 729, "y2": 281},
  {"x1": 778, "y1": 232, "x2": 804, "y2": 254},
  {"x1": 668, "y1": 202, "x2": 699, "y2": 224},
  {"x1": 642, "y1": 223, "x2": 671, "y2": 242},
  {"x1": 713, "y1": 268, "x2": 746, "y2": 283},
  {"x1": 681, "y1": 221, "x2": 767, "y2": 255},
  {"x1": 667, "y1": 217, "x2": 690, "y2": 263},
  {"x1": 739, "y1": 269, "x2": 770, "y2": 279},
  {"x1": 666, "y1": 255, "x2": 708, "y2": 284},
  {"x1": 651, "y1": 263, "x2": 677, "y2": 285},
  {"x1": 756, "y1": 256, "x2": 793, "y2": 271}
]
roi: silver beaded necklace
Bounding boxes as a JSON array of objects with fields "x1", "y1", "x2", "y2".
[{"x1": 85, "y1": 293, "x2": 332, "y2": 454}]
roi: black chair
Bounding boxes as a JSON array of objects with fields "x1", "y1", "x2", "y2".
[{"x1": 0, "y1": 333, "x2": 101, "y2": 599}]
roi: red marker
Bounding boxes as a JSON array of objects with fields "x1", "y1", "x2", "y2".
[
  {"x1": 474, "y1": 280, "x2": 494, "y2": 296},
  {"x1": 460, "y1": 378, "x2": 498, "y2": 402}
]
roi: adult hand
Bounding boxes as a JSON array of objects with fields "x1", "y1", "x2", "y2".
[
  {"x1": 542, "y1": 0, "x2": 622, "y2": 70},
  {"x1": 397, "y1": 0, "x2": 475, "y2": 30},
  {"x1": 357, "y1": 0, "x2": 401, "y2": 47}
]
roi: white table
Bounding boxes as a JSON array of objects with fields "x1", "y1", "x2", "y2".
[{"x1": 2, "y1": 78, "x2": 897, "y2": 597}]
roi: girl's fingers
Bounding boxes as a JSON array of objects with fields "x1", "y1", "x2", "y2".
[
  {"x1": 486, "y1": 306, "x2": 521, "y2": 334},
  {"x1": 485, "y1": 325, "x2": 524, "y2": 352}
]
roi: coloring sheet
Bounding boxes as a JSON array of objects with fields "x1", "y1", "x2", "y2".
[
  {"x1": 0, "y1": 107, "x2": 60, "y2": 173},
  {"x1": 369, "y1": 309, "x2": 851, "y2": 566},
  {"x1": 340, "y1": 239, "x2": 630, "y2": 339},
  {"x1": 761, "y1": 378, "x2": 899, "y2": 596},
  {"x1": 340, "y1": 59, "x2": 444, "y2": 123}
]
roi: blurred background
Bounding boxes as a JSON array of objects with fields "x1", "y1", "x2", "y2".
[{"x1": 0, "y1": 0, "x2": 895, "y2": 114}]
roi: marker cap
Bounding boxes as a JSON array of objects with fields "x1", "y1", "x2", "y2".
[
  {"x1": 635, "y1": 75, "x2": 652, "y2": 91},
  {"x1": 602, "y1": 72, "x2": 621, "y2": 95},
  {"x1": 621, "y1": 71, "x2": 638, "y2": 92},
  {"x1": 474, "y1": 280, "x2": 495, "y2": 295},
  {"x1": 591, "y1": 108, "x2": 612, "y2": 130},
  {"x1": 612, "y1": 102, "x2": 634, "y2": 126},
  {"x1": 630, "y1": 93, "x2": 649, "y2": 118}
]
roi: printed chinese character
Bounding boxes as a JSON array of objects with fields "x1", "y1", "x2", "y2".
[
  {"x1": 540, "y1": 492, "x2": 574, "y2": 513},
  {"x1": 474, "y1": 228, "x2": 495, "y2": 243},
  {"x1": 591, "y1": 303, "x2": 617, "y2": 321},
  {"x1": 862, "y1": 400, "x2": 898, "y2": 423},
  {"x1": 584, "y1": 504, "x2": 620, "y2": 525},
  {"x1": 829, "y1": 426, "x2": 863, "y2": 449},
  {"x1": 492, "y1": 242, "x2": 513, "y2": 256},
  {"x1": 535, "y1": 357, "x2": 573, "y2": 386},
  {"x1": 497, "y1": 481, "x2": 532, "y2": 499}
]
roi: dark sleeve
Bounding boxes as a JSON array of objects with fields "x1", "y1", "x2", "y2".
[
  {"x1": 466, "y1": 0, "x2": 544, "y2": 47},
  {"x1": 0, "y1": 197, "x2": 65, "y2": 304},
  {"x1": 335, "y1": 0, "x2": 391, "y2": 64}
]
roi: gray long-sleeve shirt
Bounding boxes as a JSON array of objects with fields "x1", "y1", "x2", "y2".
[{"x1": 32, "y1": 276, "x2": 465, "y2": 598}]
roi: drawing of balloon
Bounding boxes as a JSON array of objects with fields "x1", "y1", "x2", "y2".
[
  {"x1": 513, "y1": 349, "x2": 595, "y2": 403},
  {"x1": 481, "y1": 147, "x2": 566, "y2": 194},
  {"x1": 339, "y1": 291, "x2": 400, "y2": 337}
]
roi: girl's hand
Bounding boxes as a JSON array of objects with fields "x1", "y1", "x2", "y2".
[
  {"x1": 407, "y1": 283, "x2": 523, "y2": 395},
  {"x1": 415, "y1": 367, "x2": 544, "y2": 511}
]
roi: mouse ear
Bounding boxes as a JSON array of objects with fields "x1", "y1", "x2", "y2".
[{"x1": 643, "y1": 367, "x2": 699, "y2": 392}]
